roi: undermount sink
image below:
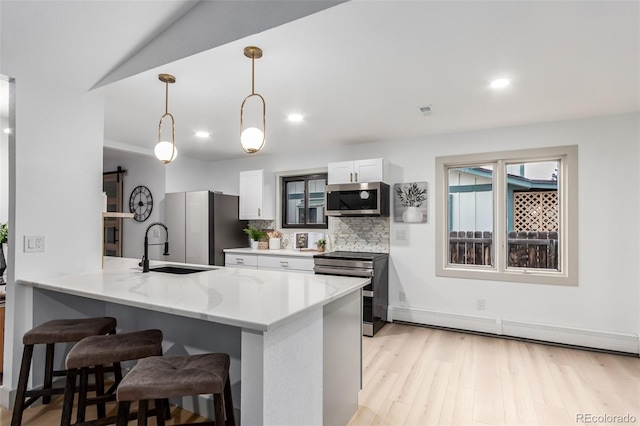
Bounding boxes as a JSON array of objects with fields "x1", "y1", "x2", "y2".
[{"x1": 148, "y1": 265, "x2": 218, "y2": 275}]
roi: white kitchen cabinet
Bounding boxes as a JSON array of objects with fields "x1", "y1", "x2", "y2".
[
  {"x1": 224, "y1": 253, "x2": 258, "y2": 269},
  {"x1": 257, "y1": 255, "x2": 314, "y2": 274},
  {"x1": 239, "y1": 169, "x2": 275, "y2": 220},
  {"x1": 224, "y1": 249, "x2": 315, "y2": 273},
  {"x1": 327, "y1": 158, "x2": 385, "y2": 184}
]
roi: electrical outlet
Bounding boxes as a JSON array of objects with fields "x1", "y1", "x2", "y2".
[
  {"x1": 24, "y1": 235, "x2": 45, "y2": 253},
  {"x1": 396, "y1": 230, "x2": 407, "y2": 240},
  {"x1": 399, "y1": 291, "x2": 407, "y2": 302},
  {"x1": 476, "y1": 299, "x2": 486, "y2": 310}
]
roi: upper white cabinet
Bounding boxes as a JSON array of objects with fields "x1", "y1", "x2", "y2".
[
  {"x1": 327, "y1": 158, "x2": 385, "y2": 184},
  {"x1": 239, "y1": 169, "x2": 275, "y2": 220}
]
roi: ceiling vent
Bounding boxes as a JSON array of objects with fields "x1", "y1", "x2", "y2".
[{"x1": 419, "y1": 105, "x2": 433, "y2": 117}]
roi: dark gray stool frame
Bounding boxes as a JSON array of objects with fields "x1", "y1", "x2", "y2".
[
  {"x1": 115, "y1": 354, "x2": 235, "y2": 426},
  {"x1": 11, "y1": 318, "x2": 120, "y2": 426},
  {"x1": 60, "y1": 329, "x2": 167, "y2": 426}
]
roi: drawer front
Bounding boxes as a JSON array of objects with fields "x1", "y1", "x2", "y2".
[
  {"x1": 225, "y1": 254, "x2": 258, "y2": 268},
  {"x1": 257, "y1": 256, "x2": 314, "y2": 272}
]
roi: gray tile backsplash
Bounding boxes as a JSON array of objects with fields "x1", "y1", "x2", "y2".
[
  {"x1": 247, "y1": 217, "x2": 390, "y2": 253},
  {"x1": 331, "y1": 217, "x2": 390, "y2": 253}
]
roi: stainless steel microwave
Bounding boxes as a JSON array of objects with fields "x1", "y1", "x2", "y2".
[{"x1": 325, "y1": 182, "x2": 390, "y2": 217}]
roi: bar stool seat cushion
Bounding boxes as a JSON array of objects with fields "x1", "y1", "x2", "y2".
[
  {"x1": 117, "y1": 353, "x2": 230, "y2": 401},
  {"x1": 23, "y1": 317, "x2": 117, "y2": 345},
  {"x1": 66, "y1": 329, "x2": 163, "y2": 370}
]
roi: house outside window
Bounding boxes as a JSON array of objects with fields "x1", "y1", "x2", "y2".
[
  {"x1": 281, "y1": 173, "x2": 328, "y2": 229},
  {"x1": 436, "y1": 146, "x2": 578, "y2": 286}
]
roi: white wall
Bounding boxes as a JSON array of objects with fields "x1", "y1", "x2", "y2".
[
  {"x1": 1, "y1": 75, "x2": 105, "y2": 400},
  {"x1": 0, "y1": 116, "x2": 8, "y2": 223},
  {"x1": 104, "y1": 152, "x2": 166, "y2": 260},
  {"x1": 165, "y1": 155, "x2": 218, "y2": 194},
  {"x1": 201, "y1": 113, "x2": 639, "y2": 337}
]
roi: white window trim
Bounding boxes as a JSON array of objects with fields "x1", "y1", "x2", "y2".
[{"x1": 435, "y1": 145, "x2": 578, "y2": 286}]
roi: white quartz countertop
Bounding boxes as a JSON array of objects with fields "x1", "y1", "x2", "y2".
[
  {"x1": 18, "y1": 257, "x2": 368, "y2": 332},
  {"x1": 223, "y1": 247, "x2": 320, "y2": 257}
]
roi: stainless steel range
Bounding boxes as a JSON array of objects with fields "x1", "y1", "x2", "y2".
[{"x1": 313, "y1": 251, "x2": 389, "y2": 336}]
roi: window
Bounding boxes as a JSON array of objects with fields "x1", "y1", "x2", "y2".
[
  {"x1": 281, "y1": 173, "x2": 328, "y2": 229},
  {"x1": 436, "y1": 146, "x2": 578, "y2": 286}
]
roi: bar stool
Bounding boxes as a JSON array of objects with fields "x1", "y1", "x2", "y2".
[
  {"x1": 115, "y1": 353, "x2": 235, "y2": 426},
  {"x1": 11, "y1": 317, "x2": 118, "y2": 426},
  {"x1": 61, "y1": 329, "x2": 164, "y2": 426}
]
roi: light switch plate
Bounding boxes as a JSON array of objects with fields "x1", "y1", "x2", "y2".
[
  {"x1": 24, "y1": 235, "x2": 45, "y2": 253},
  {"x1": 396, "y1": 230, "x2": 407, "y2": 240}
]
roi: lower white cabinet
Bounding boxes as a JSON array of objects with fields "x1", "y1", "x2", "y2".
[
  {"x1": 225, "y1": 251, "x2": 314, "y2": 273},
  {"x1": 258, "y1": 255, "x2": 314, "y2": 273},
  {"x1": 224, "y1": 253, "x2": 258, "y2": 269}
]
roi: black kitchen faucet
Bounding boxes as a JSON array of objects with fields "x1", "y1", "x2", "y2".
[{"x1": 141, "y1": 222, "x2": 169, "y2": 272}]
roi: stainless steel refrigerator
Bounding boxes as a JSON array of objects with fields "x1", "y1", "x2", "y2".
[{"x1": 165, "y1": 191, "x2": 248, "y2": 266}]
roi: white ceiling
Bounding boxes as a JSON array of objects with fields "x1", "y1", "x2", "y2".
[{"x1": 2, "y1": 1, "x2": 638, "y2": 162}]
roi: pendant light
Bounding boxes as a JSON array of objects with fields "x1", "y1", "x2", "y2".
[
  {"x1": 155, "y1": 73, "x2": 177, "y2": 164},
  {"x1": 240, "y1": 46, "x2": 266, "y2": 154}
]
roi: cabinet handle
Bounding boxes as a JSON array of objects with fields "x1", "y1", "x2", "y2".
[
  {"x1": 280, "y1": 261, "x2": 289, "y2": 267},
  {"x1": 354, "y1": 172, "x2": 358, "y2": 182},
  {"x1": 349, "y1": 172, "x2": 353, "y2": 182},
  {"x1": 258, "y1": 208, "x2": 261, "y2": 217},
  {"x1": 236, "y1": 258, "x2": 244, "y2": 264}
]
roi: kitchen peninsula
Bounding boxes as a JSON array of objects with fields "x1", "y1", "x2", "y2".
[{"x1": 18, "y1": 257, "x2": 367, "y2": 425}]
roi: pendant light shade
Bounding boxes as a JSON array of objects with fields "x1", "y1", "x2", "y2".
[
  {"x1": 154, "y1": 140, "x2": 177, "y2": 163},
  {"x1": 240, "y1": 46, "x2": 266, "y2": 154},
  {"x1": 156, "y1": 73, "x2": 177, "y2": 164}
]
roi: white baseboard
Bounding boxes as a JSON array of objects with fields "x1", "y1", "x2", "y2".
[
  {"x1": 390, "y1": 305, "x2": 640, "y2": 355},
  {"x1": 0, "y1": 386, "x2": 16, "y2": 410}
]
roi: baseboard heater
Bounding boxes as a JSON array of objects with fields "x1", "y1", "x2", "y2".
[{"x1": 391, "y1": 306, "x2": 639, "y2": 356}]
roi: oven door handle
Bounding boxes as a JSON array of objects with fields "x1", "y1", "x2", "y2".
[{"x1": 313, "y1": 266, "x2": 374, "y2": 277}]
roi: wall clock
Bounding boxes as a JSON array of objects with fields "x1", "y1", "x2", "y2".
[{"x1": 129, "y1": 185, "x2": 153, "y2": 222}]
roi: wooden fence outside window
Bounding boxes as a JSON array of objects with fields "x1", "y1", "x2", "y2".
[{"x1": 449, "y1": 231, "x2": 559, "y2": 270}]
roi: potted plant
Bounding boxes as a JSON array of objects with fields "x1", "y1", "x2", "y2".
[
  {"x1": 243, "y1": 226, "x2": 267, "y2": 250},
  {"x1": 315, "y1": 238, "x2": 326, "y2": 253},
  {"x1": 396, "y1": 182, "x2": 427, "y2": 222}
]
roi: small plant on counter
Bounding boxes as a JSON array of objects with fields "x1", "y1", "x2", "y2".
[
  {"x1": 243, "y1": 226, "x2": 267, "y2": 242},
  {"x1": 315, "y1": 238, "x2": 326, "y2": 247}
]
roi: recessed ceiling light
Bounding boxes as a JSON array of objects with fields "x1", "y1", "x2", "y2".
[
  {"x1": 287, "y1": 114, "x2": 304, "y2": 123},
  {"x1": 490, "y1": 78, "x2": 511, "y2": 89},
  {"x1": 195, "y1": 131, "x2": 211, "y2": 138}
]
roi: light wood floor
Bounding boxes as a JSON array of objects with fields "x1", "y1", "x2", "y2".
[
  {"x1": 0, "y1": 394, "x2": 211, "y2": 425},
  {"x1": 349, "y1": 322, "x2": 640, "y2": 426},
  {"x1": 1, "y1": 322, "x2": 639, "y2": 425}
]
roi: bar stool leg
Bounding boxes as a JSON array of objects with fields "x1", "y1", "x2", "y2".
[
  {"x1": 223, "y1": 378, "x2": 235, "y2": 426},
  {"x1": 42, "y1": 343, "x2": 55, "y2": 404},
  {"x1": 154, "y1": 399, "x2": 166, "y2": 426},
  {"x1": 213, "y1": 393, "x2": 225, "y2": 426},
  {"x1": 76, "y1": 367, "x2": 89, "y2": 423},
  {"x1": 11, "y1": 344, "x2": 34, "y2": 426},
  {"x1": 115, "y1": 401, "x2": 131, "y2": 426},
  {"x1": 137, "y1": 399, "x2": 149, "y2": 426},
  {"x1": 60, "y1": 368, "x2": 77, "y2": 426},
  {"x1": 94, "y1": 364, "x2": 106, "y2": 418},
  {"x1": 108, "y1": 329, "x2": 123, "y2": 384},
  {"x1": 113, "y1": 361, "x2": 123, "y2": 382}
]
